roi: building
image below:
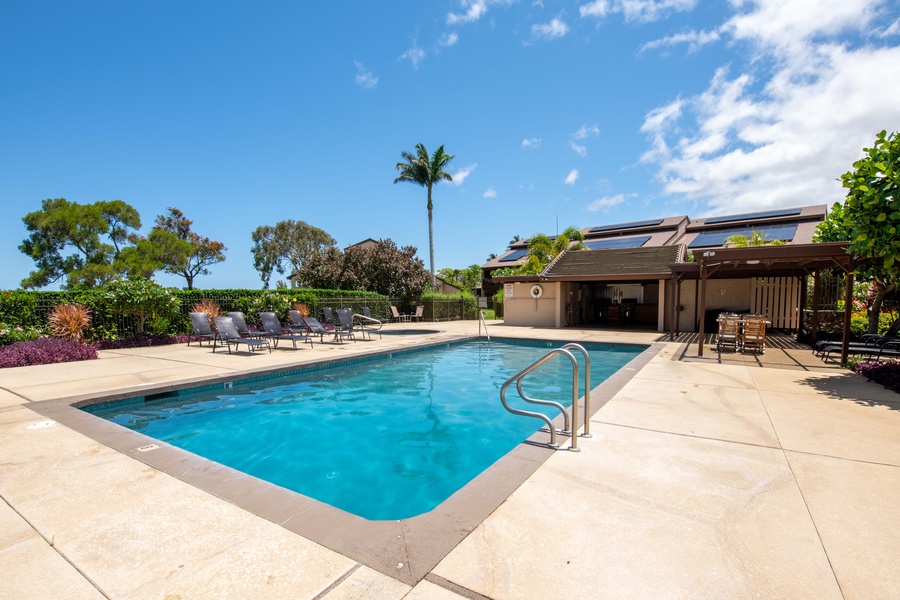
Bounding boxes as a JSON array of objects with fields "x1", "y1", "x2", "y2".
[{"x1": 483, "y1": 205, "x2": 828, "y2": 331}]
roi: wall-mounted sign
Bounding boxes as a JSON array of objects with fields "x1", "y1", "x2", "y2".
[{"x1": 504, "y1": 283, "x2": 514, "y2": 297}]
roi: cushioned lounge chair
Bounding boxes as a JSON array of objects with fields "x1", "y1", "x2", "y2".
[
  {"x1": 303, "y1": 317, "x2": 353, "y2": 344},
  {"x1": 188, "y1": 312, "x2": 218, "y2": 347},
  {"x1": 259, "y1": 312, "x2": 313, "y2": 349},
  {"x1": 213, "y1": 316, "x2": 271, "y2": 354}
]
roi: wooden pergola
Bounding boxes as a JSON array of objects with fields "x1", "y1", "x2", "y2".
[{"x1": 668, "y1": 242, "x2": 866, "y2": 364}]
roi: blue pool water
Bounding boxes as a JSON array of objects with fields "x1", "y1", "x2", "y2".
[{"x1": 85, "y1": 339, "x2": 644, "y2": 520}]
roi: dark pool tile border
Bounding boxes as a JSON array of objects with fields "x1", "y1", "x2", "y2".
[{"x1": 29, "y1": 338, "x2": 663, "y2": 586}]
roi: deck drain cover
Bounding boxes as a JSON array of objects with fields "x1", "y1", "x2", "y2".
[
  {"x1": 137, "y1": 444, "x2": 160, "y2": 452},
  {"x1": 26, "y1": 421, "x2": 55, "y2": 430}
]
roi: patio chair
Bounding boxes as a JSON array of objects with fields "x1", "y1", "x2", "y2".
[
  {"x1": 715, "y1": 314, "x2": 741, "y2": 352},
  {"x1": 212, "y1": 316, "x2": 271, "y2": 354},
  {"x1": 335, "y1": 308, "x2": 359, "y2": 341},
  {"x1": 391, "y1": 306, "x2": 409, "y2": 322},
  {"x1": 362, "y1": 306, "x2": 373, "y2": 319},
  {"x1": 355, "y1": 310, "x2": 383, "y2": 340},
  {"x1": 259, "y1": 312, "x2": 313, "y2": 349},
  {"x1": 303, "y1": 317, "x2": 354, "y2": 344},
  {"x1": 288, "y1": 310, "x2": 315, "y2": 333},
  {"x1": 741, "y1": 317, "x2": 767, "y2": 354},
  {"x1": 227, "y1": 311, "x2": 264, "y2": 338},
  {"x1": 820, "y1": 339, "x2": 900, "y2": 363},
  {"x1": 409, "y1": 305, "x2": 424, "y2": 322},
  {"x1": 322, "y1": 307, "x2": 341, "y2": 328},
  {"x1": 188, "y1": 312, "x2": 218, "y2": 347}
]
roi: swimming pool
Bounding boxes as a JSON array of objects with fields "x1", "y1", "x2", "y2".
[{"x1": 85, "y1": 339, "x2": 644, "y2": 520}]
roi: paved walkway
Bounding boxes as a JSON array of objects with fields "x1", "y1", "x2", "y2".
[{"x1": 1, "y1": 322, "x2": 898, "y2": 599}]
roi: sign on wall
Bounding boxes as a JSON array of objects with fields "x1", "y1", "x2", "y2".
[{"x1": 504, "y1": 283, "x2": 514, "y2": 297}]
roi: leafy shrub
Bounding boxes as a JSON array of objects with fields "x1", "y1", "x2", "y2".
[
  {"x1": 101, "y1": 278, "x2": 181, "y2": 335},
  {"x1": 0, "y1": 338, "x2": 97, "y2": 368},
  {"x1": 853, "y1": 359, "x2": 900, "y2": 394},
  {"x1": 95, "y1": 333, "x2": 186, "y2": 350},
  {"x1": 0, "y1": 323, "x2": 43, "y2": 345},
  {"x1": 47, "y1": 303, "x2": 91, "y2": 342}
]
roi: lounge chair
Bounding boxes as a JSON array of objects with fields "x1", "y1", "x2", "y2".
[
  {"x1": 288, "y1": 310, "x2": 314, "y2": 333},
  {"x1": 741, "y1": 316, "x2": 767, "y2": 354},
  {"x1": 820, "y1": 339, "x2": 900, "y2": 363},
  {"x1": 303, "y1": 317, "x2": 354, "y2": 344},
  {"x1": 335, "y1": 308, "x2": 359, "y2": 341},
  {"x1": 259, "y1": 312, "x2": 313, "y2": 349},
  {"x1": 322, "y1": 307, "x2": 341, "y2": 328},
  {"x1": 409, "y1": 305, "x2": 424, "y2": 322},
  {"x1": 213, "y1": 316, "x2": 271, "y2": 354},
  {"x1": 362, "y1": 306, "x2": 373, "y2": 319},
  {"x1": 188, "y1": 312, "x2": 218, "y2": 347},
  {"x1": 227, "y1": 311, "x2": 264, "y2": 338},
  {"x1": 391, "y1": 306, "x2": 409, "y2": 322},
  {"x1": 715, "y1": 314, "x2": 741, "y2": 352},
  {"x1": 355, "y1": 309, "x2": 383, "y2": 340}
]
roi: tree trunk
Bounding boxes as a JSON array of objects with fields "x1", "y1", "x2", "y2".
[
  {"x1": 427, "y1": 185, "x2": 435, "y2": 287},
  {"x1": 868, "y1": 285, "x2": 884, "y2": 334}
]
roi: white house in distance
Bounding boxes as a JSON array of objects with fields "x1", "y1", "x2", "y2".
[{"x1": 482, "y1": 205, "x2": 828, "y2": 332}]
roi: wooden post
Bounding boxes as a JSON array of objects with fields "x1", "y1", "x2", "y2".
[
  {"x1": 811, "y1": 270, "x2": 820, "y2": 345},
  {"x1": 841, "y1": 271, "x2": 854, "y2": 365},
  {"x1": 697, "y1": 261, "x2": 707, "y2": 357}
]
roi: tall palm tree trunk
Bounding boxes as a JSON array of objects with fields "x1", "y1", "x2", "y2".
[{"x1": 427, "y1": 184, "x2": 436, "y2": 287}]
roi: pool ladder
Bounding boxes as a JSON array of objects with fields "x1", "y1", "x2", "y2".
[
  {"x1": 478, "y1": 309, "x2": 490, "y2": 343},
  {"x1": 500, "y1": 343, "x2": 591, "y2": 451}
]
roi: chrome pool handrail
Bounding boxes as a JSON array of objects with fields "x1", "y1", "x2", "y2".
[
  {"x1": 500, "y1": 348, "x2": 580, "y2": 451},
  {"x1": 478, "y1": 309, "x2": 490, "y2": 343},
  {"x1": 560, "y1": 343, "x2": 591, "y2": 438}
]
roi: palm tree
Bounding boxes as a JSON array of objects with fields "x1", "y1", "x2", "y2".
[
  {"x1": 725, "y1": 230, "x2": 786, "y2": 248},
  {"x1": 521, "y1": 226, "x2": 585, "y2": 274},
  {"x1": 394, "y1": 144, "x2": 454, "y2": 285}
]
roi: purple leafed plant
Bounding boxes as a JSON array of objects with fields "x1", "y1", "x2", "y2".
[
  {"x1": 853, "y1": 359, "x2": 900, "y2": 394},
  {"x1": 0, "y1": 338, "x2": 98, "y2": 368},
  {"x1": 94, "y1": 333, "x2": 186, "y2": 350}
]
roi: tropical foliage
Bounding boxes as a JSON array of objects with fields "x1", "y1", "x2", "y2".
[
  {"x1": 394, "y1": 143, "x2": 454, "y2": 283},
  {"x1": 725, "y1": 230, "x2": 786, "y2": 247},
  {"x1": 299, "y1": 239, "x2": 430, "y2": 301},
  {"x1": 0, "y1": 337, "x2": 97, "y2": 369},
  {"x1": 100, "y1": 278, "x2": 181, "y2": 335},
  {"x1": 815, "y1": 130, "x2": 900, "y2": 336},
  {"x1": 47, "y1": 303, "x2": 92, "y2": 342},
  {"x1": 251, "y1": 220, "x2": 336, "y2": 288},
  {"x1": 520, "y1": 226, "x2": 585, "y2": 275},
  {"x1": 437, "y1": 265, "x2": 483, "y2": 293}
]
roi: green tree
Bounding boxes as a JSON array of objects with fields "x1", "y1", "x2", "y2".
[
  {"x1": 393, "y1": 143, "x2": 454, "y2": 285},
  {"x1": 437, "y1": 264, "x2": 482, "y2": 292},
  {"x1": 521, "y1": 226, "x2": 585, "y2": 275},
  {"x1": 251, "y1": 220, "x2": 336, "y2": 289},
  {"x1": 19, "y1": 198, "x2": 141, "y2": 289},
  {"x1": 299, "y1": 239, "x2": 430, "y2": 300},
  {"x1": 817, "y1": 130, "x2": 900, "y2": 336},
  {"x1": 151, "y1": 207, "x2": 227, "y2": 290}
]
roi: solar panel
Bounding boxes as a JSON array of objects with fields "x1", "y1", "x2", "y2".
[
  {"x1": 589, "y1": 219, "x2": 664, "y2": 233},
  {"x1": 585, "y1": 236, "x2": 651, "y2": 250},
  {"x1": 704, "y1": 208, "x2": 802, "y2": 225},
  {"x1": 498, "y1": 248, "x2": 528, "y2": 262},
  {"x1": 688, "y1": 224, "x2": 798, "y2": 248}
]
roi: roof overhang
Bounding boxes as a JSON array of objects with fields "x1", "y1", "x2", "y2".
[{"x1": 670, "y1": 242, "x2": 867, "y2": 279}]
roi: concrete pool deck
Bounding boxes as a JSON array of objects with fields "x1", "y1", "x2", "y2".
[{"x1": 1, "y1": 321, "x2": 898, "y2": 599}]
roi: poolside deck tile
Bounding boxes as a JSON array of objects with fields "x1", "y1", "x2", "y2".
[
  {"x1": 403, "y1": 579, "x2": 470, "y2": 599},
  {"x1": 632, "y1": 358, "x2": 756, "y2": 389},
  {"x1": 321, "y1": 566, "x2": 412, "y2": 599},
  {"x1": 749, "y1": 367, "x2": 900, "y2": 404},
  {"x1": 762, "y1": 389, "x2": 900, "y2": 466},
  {"x1": 432, "y1": 423, "x2": 842, "y2": 599},
  {"x1": 787, "y1": 451, "x2": 900, "y2": 600},
  {"x1": 597, "y1": 376, "x2": 779, "y2": 447},
  {"x1": 0, "y1": 388, "x2": 28, "y2": 410}
]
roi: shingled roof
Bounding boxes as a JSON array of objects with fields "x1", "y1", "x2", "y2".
[{"x1": 541, "y1": 246, "x2": 682, "y2": 281}]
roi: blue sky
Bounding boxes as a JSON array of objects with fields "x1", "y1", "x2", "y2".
[{"x1": 2, "y1": 0, "x2": 899, "y2": 290}]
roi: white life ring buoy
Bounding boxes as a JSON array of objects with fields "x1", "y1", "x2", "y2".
[{"x1": 530, "y1": 284, "x2": 543, "y2": 299}]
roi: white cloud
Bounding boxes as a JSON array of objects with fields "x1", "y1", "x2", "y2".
[
  {"x1": 580, "y1": 0, "x2": 697, "y2": 23},
  {"x1": 400, "y1": 44, "x2": 426, "y2": 69},
  {"x1": 353, "y1": 60, "x2": 378, "y2": 89},
  {"x1": 570, "y1": 141, "x2": 587, "y2": 156},
  {"x1": 452, "y1": 163, "x2": 478, "y2": 185},
  {"x1": 447, "y1": 0, "x2": 515, "y2": 25},
  {"x1": 587, "y1": 194, "x2": 629, "y2": 211},
  {"x1": 532, "y1": 17, "x2": 569, "y2": 40},
  {"x1": 564, "y1": 169, "x2": 579, "y2": 184},
  {"x1": 573, "y1": 124, "x2": 600, "y2": 140},
  {"x1": 579, "y1": 1, "x2": 609, "y2": 18},
  {"x1": 483, "y1": 187, "x2": 497, "y2": 198},
  {"x1": 521, "y1": 137, "x2": 542, "y2": 149},
  {"x1": 440, "y1": 32, "x2": 460, "y2": 47},
  {"x1": 640, "y1": 3, "x2": 900, "y2": 217},
  {"x1": 640, "y1": 28, "x2": 721, "y2": 54}
]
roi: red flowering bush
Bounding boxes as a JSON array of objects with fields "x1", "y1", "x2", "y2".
[
  {"x1": 853, "y1": 359, "x2": 900, "y2": 394},
  {"x1": 0, "y1": 338, "x2": 97, "y2": 368}
]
